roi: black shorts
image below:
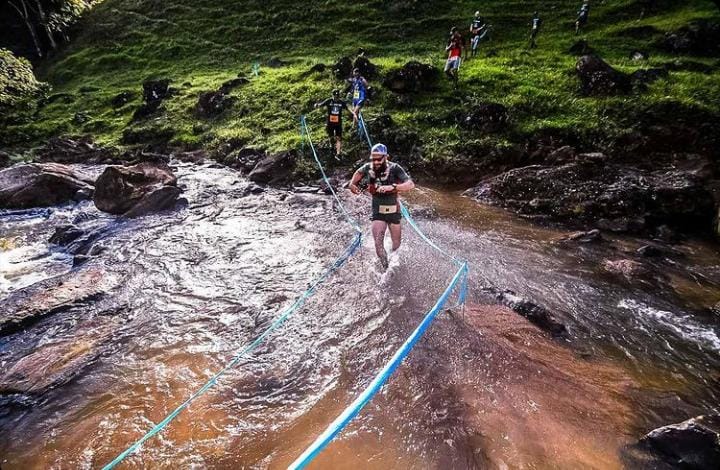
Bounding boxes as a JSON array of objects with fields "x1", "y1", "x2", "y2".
[
  {"x1": 326, "y1": 123, "x2": 342, "y2": 138},
  {"x1": 371, "y1": 212, "x2": 402, "y2": 224},
  {"x1": 577, "y1": 15, "x2": 587, "y2": 26}
]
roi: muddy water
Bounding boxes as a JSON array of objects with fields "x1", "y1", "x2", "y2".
[{"x1": 1, "y1": 163, "x2": 719, "y2": 469}]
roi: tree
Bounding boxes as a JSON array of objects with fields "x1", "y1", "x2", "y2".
[{"x1": 8, "y1": 0, "x2": 43, "y2": 58}]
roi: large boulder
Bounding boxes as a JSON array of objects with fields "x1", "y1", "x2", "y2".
[
  {"x1": 576, "y1": 55, "x2": 632, "y2": 96},
  {"x1": 248, "y1": 151, "x2": 296, "y2": 184},
  {"x1": 0, "y1": 151, "x2": 10, "y2": 168},
  {"x1": 332, "y1": 56, "x2": 353, "y2": 79},
  {"x1": 466, "y1": 162, "x2": 715, "y2": 234},
  {"x1": 352, "y1": 55, "x2": 378, "y2": 79},
  {"x1": 383, "y1": 61, "x2": 438, "y2": 93},
  {"x1": 639, "y1": 415, "x2": 720, "y2": 470},
  {"x1": 659, "y1": 21, "x2": 720, "y2": 56},
  {"x1": 93, "y1": 161, "x2": 180, "y2": 216},
  {"x1": 34, "y1": 136, "x2": 117, "y2": 164},
  {"x1": 0, "y1": 163, "x2": 94, "y2": 209},
  {"x1": 132, "y1": 78, "x2": 172, "y2": 120}
]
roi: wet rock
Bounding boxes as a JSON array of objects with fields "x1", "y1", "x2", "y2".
[
  {"x1": 74, "y1": 187, "x2": 93, "y2": 201},
  {"x1": 219, "y1": 77, "x2": 249, "y2": 94},
  {"x1": 569, "y1": 39, "x2": 594, "y2": 56},
  {"x1": 460, "y1": 102, "x2": 509, "y2": 132},
  {"x1": 110, "y1": 92, "x2": 132, "y2": 109},
  {"x1": 49, "y1": 224, "x2": 85, "y2": 246},
  {"x1": 496, "y1": 290, "x2": 568, "y2": 337},
  {"x1": 93, "y1": 162, "x2": 180, "y2": 216},
  {"x1": 0, "y1": 315, "x2": 121, "y2": 395},
  {"x1": 332, "y1": 56, "x2": 353, "y2": 79},
  {"x1": 224, "y1": 147, "x2": 266, "y2": 172},
  {"x1": 603, "y1": 259, "x2": 650, "y2": 280},
  {"x1": 576, "y1": 55, "x2": 632, "y2": 96},
  {"x1": 383, "y1": 61, "x2": 438, "y2": 93},
  {"x1": 34, "y1": 136, "x2": 117, "y2": 164},
  {"x1": 0, "y1": 267, "x2": 121, "y2": 335},
  {"x1": 557, "y1": 229, "x2": 602, "y2": 244},
  {"x1": 547, "y1": 146, "x2": 576, "y2": 164},
  {"x1": 0, "y1": 163, "x2": 94, "y2": 209},
  {"x1": 195, "y1": 90, "x2": 236, "y2": 117},
  {"x1": 629, "y1": 50, "x2": 649, "y2": 61},
  {"x1": 171, "y1": 150, "x2": 206, "y2": 164},
  {"x1": 248, "y1": 151, "x2": 297, "y2": 185},
  {"x1": 639, "y1": 415, "x2": 720, "y2": 470},
  {"x1": 659, "y1": 20, "x2": 720, "y2": 56},
  {"x1": 467, "y1": 162, "x2": 715, "y2": 235},
  {"x1": 0, "y1": 151, "x2": 10, "y2": 168}
]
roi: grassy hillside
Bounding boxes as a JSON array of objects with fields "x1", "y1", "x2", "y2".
[{"x1": 2, "y1": 0, "x2": 719, "y2": 165}]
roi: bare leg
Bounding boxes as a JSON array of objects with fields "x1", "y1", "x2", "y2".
[
  {"x1": 371, "y1": 220, "x2": 389, "y2": 269},
  {"x1": 352, "y1": 106, "x2": 360, "y2": 128},
  {"x1": 336, "y1": 136, "x2": 342, "y2": 155},
  {"x1": 388, "y1": 222, "x2": 402, "y2": 251}
]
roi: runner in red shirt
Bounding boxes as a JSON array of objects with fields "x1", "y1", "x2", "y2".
[{"x1": 444, "y1": 27, "x2": 463, "y2": 87}]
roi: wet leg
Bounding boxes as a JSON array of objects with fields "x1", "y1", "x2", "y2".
[{"x1": 372, "y1": 220, "x2": 389, "y2": 269}]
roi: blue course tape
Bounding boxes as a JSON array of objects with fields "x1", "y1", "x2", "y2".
[
  {"x1": 289, "y1": 261, "x2": 468, "y2": 470},
  {"x1": 358, "y1": 112, "x2": 373, "y2": 148},
  {"x1": 103, "y1": 119, "x2": 363, "y2": 470}
]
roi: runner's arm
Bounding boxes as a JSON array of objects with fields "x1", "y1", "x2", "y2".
[{"x1": 348, "y1": 169, "x2": 364, "y2": 194}]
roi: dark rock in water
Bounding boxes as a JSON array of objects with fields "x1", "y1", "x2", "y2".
[
  {"x1": 496, "y1": 290, "x2": 568, "y2": 337},
  {"x1": 639, "y1": 415, "x2": 720, "y2": 470},
  {"x1": 0, "y1": 151, "x2": 10, "y2": 168},
  {"x1": 631, "y1": 68, "x2": 669, "y2": 90},
  {"x1": 353, "y1": 55, "x2": 378, "y2": 79},
  {"x1": 0, "y1": 163, "x2": 94, "y2": 209},
  {"x1": 249, "y1": 151, "x2": 297, "y2": 184},
  {"x1": 122, "y1": 185, "x2": 183, "y2": 218},
  {"x1": 224, "y1": 147, "x2": 266, "y2": 172},
  {"x1": 195, "y1": 90, "x2": 236, "y2": 117},
  {"x1": 629, "y1": 50, "x2": 649, "y2": 61},
  {"x1": 219, "y1": 77, "x2": 249, "y2": 94},
  {"x1": 467, "y1": 162, "x2": 715, "y2": 235},
  {"x1": 35, "y1": 136, "x2": 116, "y2": 164},
  {"x1": 244, "y1": 183, "x2": 265, "y2": 195},
  {"x1": 0, "y1": 266, "x2": 121, "y2": 335},
  {"x1": 569, "y1": 39, "x2": 594, "y2": 56},
  {"x1": 547, "y1": 146, "x2": 576, "y2": 164},
  {"x1": 557, "y1": 229, "x2": 602, "y2": 244},
  {"x1": 93, "y1": 162, "x2": 179, "y2": 216},
  {"x1": 110, "y1": 90, "x2": 134, "y2": 108},
  {"x1": 332, "y1": 56, "x2": 353, "y2": 79},
  {"x1": 460, "y1": 102, "x2": 509, "y2": 132},
  {"x1": 576, "y1": 55, "x2": 632, "y2": 96},
  {"x1": 267, "y1": 57, "x2": 287, "y2": 68},
  {"x1": 383, "y1": 61, "x2": 439, "y2": 93},
  {"x1": 74, "y1": 187, "x2": 93, "y2": 201},
  {"x1": 603, "y1": 259, "x2": 651, "y2": 280},
  {"x1": 659, "y1": 20, "x2": 720, "y2": 56},
  {"x1": 171, "y1": 150, "x2": 206, "y2": 164},
  {"x1": 49, "y1": 224, "x2": 85, "y2": 246}
]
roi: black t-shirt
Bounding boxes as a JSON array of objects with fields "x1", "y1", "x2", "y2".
[
  {"x1": 318, "y1": 98, "x2": 348, "y2": 126},
  {"x1": 471, "y1": 18, "x2": 486, "y2": 34},
  {"x1": 358, "y1": 162, "x2": 410, "y2": 212}
]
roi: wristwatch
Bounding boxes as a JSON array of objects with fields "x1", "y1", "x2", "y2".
[{"x1": 392, "y1": 183, "x2": 397, "y2": 192}]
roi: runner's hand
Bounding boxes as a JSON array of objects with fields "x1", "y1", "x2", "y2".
[{"x1": 349, "y1": 184, "x2": 361, "y2": 195}]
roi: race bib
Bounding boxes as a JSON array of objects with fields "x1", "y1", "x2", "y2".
[
  {"x1": 353, "y1": 89, "x2": 360, "y2": 99},
  {"x1": 329, "y1": 115, "x2": 339, "y2": 123}
]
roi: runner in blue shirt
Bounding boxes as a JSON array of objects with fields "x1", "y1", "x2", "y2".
[{"x1": 347, "y1": 68, "x2": 369, "y2": 129}]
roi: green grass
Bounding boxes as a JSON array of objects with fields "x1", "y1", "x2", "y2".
[{"x1": 2, "y1": 0, "x2": 719, "y2": 162}]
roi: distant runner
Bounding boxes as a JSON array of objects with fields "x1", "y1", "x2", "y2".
[
  {"x1": 314, "y1": 89, "x2": 355, "y2": 158},
  {"x1": 348, "y1": 143, "x2": 415, "y2": 270},
  {"x1": 575, "y1": 1, "x2": 590, "y2": 35},
  {"x1": 445, "y1": 27, "x2": 463, "y2": 87},
  {"x1": 529, "y1": 11, "x2": 542, "y2": 49},
  {"x1": 469, "y1": 11, "x2": 488, "y2": 58},
  {"x1": 347, "y1": 68, "x2": 369, "y2": 129}
]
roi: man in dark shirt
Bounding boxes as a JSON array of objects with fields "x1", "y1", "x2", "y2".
[
  {"x1": 576, "y1": 1, "x2": 590, "y2": 35},
  {"x1": 314, "y1": 89, "x2": 355, "y2": 158},
  {"x1": 349, "y1": 143, "x2": 415, "y2": 269},
  {"x1": 529, "y1": 11, "x2": 542, "y2": 49},
  {"x1": 469, "y1": 11, "x2": 487, "y2": 58}
]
